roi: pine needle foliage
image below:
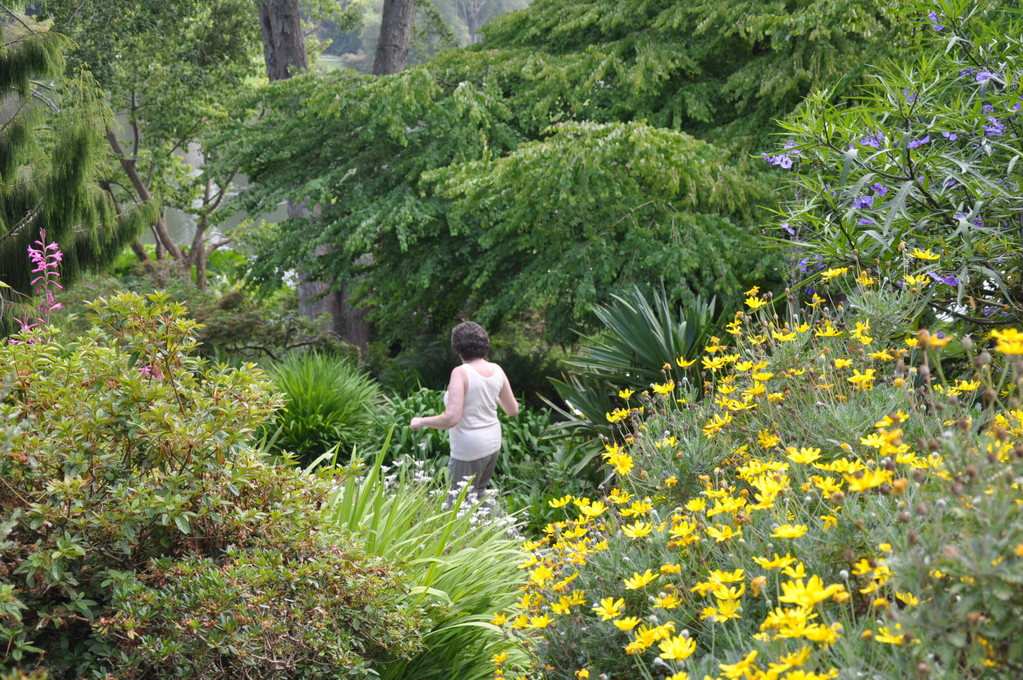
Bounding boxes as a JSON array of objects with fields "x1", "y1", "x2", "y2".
[
  {"x1": 478, "y1": 0, "x2": 919, "y2": 152},
  {"x1": 1, "y1": 16, "x2": 154, "y2": 333}
]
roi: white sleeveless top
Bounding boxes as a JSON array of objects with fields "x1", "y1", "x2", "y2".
[{"x1": 447, "y1": 363, "x2": 505, "y2": 461}]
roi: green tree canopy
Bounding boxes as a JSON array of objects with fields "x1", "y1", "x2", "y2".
[
  {"x1": 426, "y1": 121, "x2": 773, "y2": 341},
  {"x1": 37, "y1": 0, "x2": 261, "y2": 275},
  {"x1": 474, "y1": 0, "x2": 915, "y2": 151},
  {"x1": 226, "y1": 0, "x2": 924, "y2": 346},
  {"x1": 1, "y1": 10, "x2": 153, "y2": 329}
]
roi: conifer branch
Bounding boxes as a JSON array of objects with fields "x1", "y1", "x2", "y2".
[
  {"x1": 1, "y1": 204, "x2": 42, "y2": 246},
  {"x1": 29, "y1": 88, "x2": 59, "y2": 112},
  {"x1": 0, "y1": 95, "x2": 33, "y2": 134}
]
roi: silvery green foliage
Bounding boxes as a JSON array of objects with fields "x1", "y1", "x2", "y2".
[{"x1": 771, "y1": 0, "x2": 1022, "y2": 330}]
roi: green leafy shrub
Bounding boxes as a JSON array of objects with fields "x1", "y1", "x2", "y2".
[
  {"x1": 324, "y1": 451, "x2": 530, "y2": 680},
  {"x1": 51, "y1": 270, "x2": 343, "y2": 364},
  {"x1": 0, "y1": 292, "x2": 423, "y2": 678},
  {"x1": 265, "y1": 352, "x2": 382, "y2": 465}
]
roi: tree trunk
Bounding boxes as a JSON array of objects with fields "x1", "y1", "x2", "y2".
[
  {"x1": 258, "y1": 0, "x2": 371, "y2": 353},
  {"x1": 258, "y1": 0, "x2": 307, "y2": 78},
  {"x1": 297, "y1": 248, "x2": 370, "y2": 348},
  {"x1": 455, "y1": 0, "x2": 487, "y2": 44},
  {"x1": 373, "y1": 0, "x2": 417, "y2": 75}
]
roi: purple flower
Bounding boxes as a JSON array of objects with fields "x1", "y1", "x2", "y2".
[
  {"x1": 954, "y1": 213, "x2": 983, "y2": 227},
  {"x1": 903, "y1": 88, "x2": 917, "y2": 103},
  {"x1": 15, "y1": 230, "x2": 63, "y2": 339},
  {"x1": 960, "y1": 67, "x2": 975, "y2": 77},
  {"x1": 1013, "y1": 100, "x2": 1022, "y2": 112},
  {"x1": 860, "y1": 131, "x2": 886, "y2": 148},
  {"x1": 798, "y1": 256, "x2": 827, "y2": 273},
  {"x1": 763, "y1": 153, "x2": 794, "y2": 169},
  {"x1": 927, "y1": 11, "x2": 945, "y2": 30},
  {"x1": 976, "y1": 71, "x2": 996, "y2": 82},
  {"x1": 857, "y1": 218, "x2": 876, "y2": 226},
  {"x1": 941, "y1": 130, "x2": 958, "y2": 141},
  {"x1": 928, "y1": 272, "x2": 959, "y2": 287},
  {"x1": 907, "y1": 135, "x2": 931, "y2": 149},
  {"x1": 982, "y1": 104, "x2": 995, "y2": 114},
  {"x1": 806, "y1": 287, "x2": 816, "y2": 296},
  {"x1": 781, "y1": 222, "x2": 796, "y2": 236},
  {"x1": 869, "y1": 182, "x2": 889, "y2": 197},
  {"x1": 852, "y1": 194, "x2": 874, "y2": 209},
  {"x1": 139, "y1": 365, "x2": 153, "y2": 378},
  {"x1": 984, "y1": 116, "x2": 1005, "y2": 136}
]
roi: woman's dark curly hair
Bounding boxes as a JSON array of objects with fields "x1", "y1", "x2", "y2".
[{"x1": 451, "y1": 321, "x2": 490, "y2": 360}]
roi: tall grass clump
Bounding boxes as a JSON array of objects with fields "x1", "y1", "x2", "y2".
[
  {"x1": 323, "y1": 448, "x2": 531, "y2": 680},
  {"x1": 266, "y1": 352, "x2": 381, "y2": 464}
]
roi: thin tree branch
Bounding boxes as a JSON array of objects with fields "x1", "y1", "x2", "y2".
[
  {"x1": 0, "y1": 3, "x2": 34, "y2": 34},
  {"x1": 930, "y1": 301, "x2": 1015, "y2": 326},
  {"x1": 1, "y1": 202, "x2": 42, "y2": 246}
]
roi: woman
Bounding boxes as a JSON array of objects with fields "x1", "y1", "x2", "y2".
[{"x1": 410, "y1": 321, "x2": 519, "y2": 498}]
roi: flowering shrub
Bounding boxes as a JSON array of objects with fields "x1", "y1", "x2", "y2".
[
  {"x1": 768, "y1": 0, "x2": 1023, "y2": 329},
  {"x1": 490, "y1": 280, "x2": 1023, "y2": 680},
  {"x1": 0, "y1": 293, "x2": 425, "y2": 678}
]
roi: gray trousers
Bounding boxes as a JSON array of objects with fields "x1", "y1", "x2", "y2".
[{"x1": 448, "y1": 450, "x2": 499, "y2": 497}]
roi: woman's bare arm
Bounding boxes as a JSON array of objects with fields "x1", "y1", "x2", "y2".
[
  {"x1": 497, "y1": 373, "x2": 519, "y2": 417},
  {"x1": 410, "y1": 366, "x2": 467, "y2": 430}
]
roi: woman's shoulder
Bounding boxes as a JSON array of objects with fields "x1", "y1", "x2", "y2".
[{"x1": 464, "y1": 360, "x2": 503, "y2": 379}]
